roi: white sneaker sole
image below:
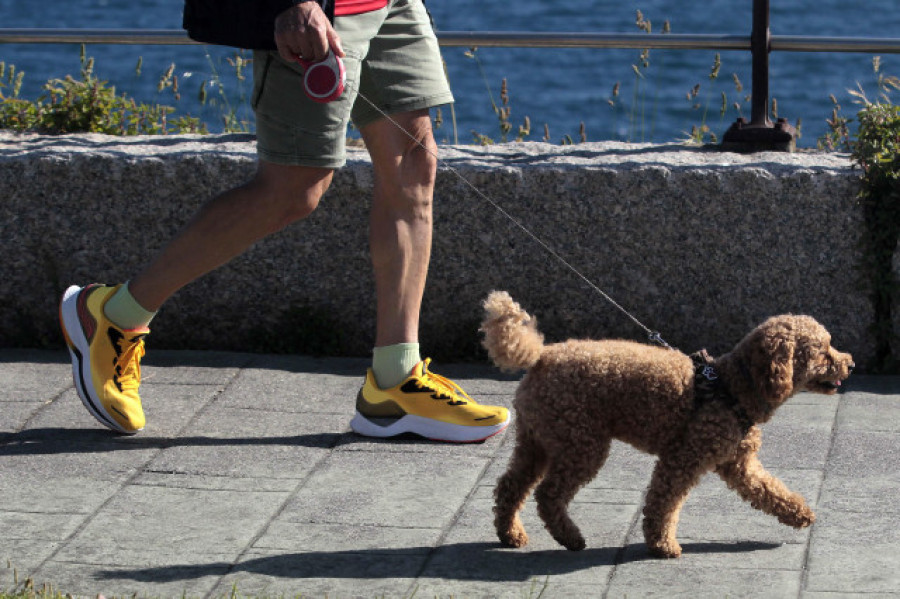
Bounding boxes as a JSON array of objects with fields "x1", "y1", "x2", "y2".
[
  {"x1": 350, "y1": 411, "x2": 509, "y2": 443},
  {"x1": 60, "y1": 285, "x2": 138, "y2": 435}
]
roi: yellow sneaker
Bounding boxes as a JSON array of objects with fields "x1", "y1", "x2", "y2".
[
  {"x1": 351, "y1": 358, "x2": 510, "y2": 442},
  {"x1": 59, "y1": 284, "x2": 148, "y2": 434}
]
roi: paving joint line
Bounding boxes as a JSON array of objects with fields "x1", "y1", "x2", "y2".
[
  {"x1": 798, "y1": 392, "x2": 844, "y2": 598},
  {"x1": 204, "y1": 426, "x2": 347, "y2": 599},
  {"x1": 601, "y1": 487, "x2": 648, "y2": 599},
  {"x1": 14, "y1": 385, "x2": 72, "y2": 434},
  {"x1": 28, "y1": 357, "x2": 251, "y2": 577},
  {"x1": 401, "y1": 434, "x2": 513, "y2": 596}
]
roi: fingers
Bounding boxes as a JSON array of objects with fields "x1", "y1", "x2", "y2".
[
  {"x1": 274, "y1": 2, "x2": 343, "y2": 63},
  {"x1": 327, "y1": 28, "x2": 345, "y2": 58}
]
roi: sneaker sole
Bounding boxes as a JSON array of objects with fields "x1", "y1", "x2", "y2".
[
  {"x1": 60, "y1": 285, "x2": 139, "y2": 435},
  {"x1": 350, "y1": 411, "x2": 509, "y2": 443}
]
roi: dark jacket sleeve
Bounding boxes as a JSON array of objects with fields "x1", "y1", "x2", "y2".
[{"x1": 183, "y1": 0, "x2": 335, "y2": 50}]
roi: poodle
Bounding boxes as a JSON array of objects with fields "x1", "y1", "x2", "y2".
[{"x1": 481, "y1": 291, "x2": 854, "y2": 558}]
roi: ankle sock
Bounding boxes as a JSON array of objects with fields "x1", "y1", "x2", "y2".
[
  {"x1": 103, "y1": 282, "x2": 157, "y2": 330},
  {"x1": 372, "y1": 342, "x2": 421, "y2": 389}
]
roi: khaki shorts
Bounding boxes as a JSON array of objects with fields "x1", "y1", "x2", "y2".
[{"x1": 251, "y1": 0, "x2": 454, "y2": 168}]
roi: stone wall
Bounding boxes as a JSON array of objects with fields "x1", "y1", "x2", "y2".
[{"x1": 0, "y1": 132, "x2": 881, "y2": 367}]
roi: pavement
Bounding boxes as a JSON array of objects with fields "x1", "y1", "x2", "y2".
[{"x1": 1, "y1": 348, "x2": 899, "y2": 599}]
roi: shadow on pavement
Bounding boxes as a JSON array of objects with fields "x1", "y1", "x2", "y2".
[{"x1": 96, "y1": 540, "x2": 782, "y2": 584}]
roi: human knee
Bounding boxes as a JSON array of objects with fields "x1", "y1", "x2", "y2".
[
  {"x1": 255, "y1": 165, "x2": 332, "y2": 229},
  {"x1": 380, "y1": 139, "x2": 438, "y2": 217},
  {"x1": 401, "y1": 130, "x2": 438, "y2": 192}
]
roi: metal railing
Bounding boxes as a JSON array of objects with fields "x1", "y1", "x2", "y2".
[
  {"x1": 2, "y1": 28, "x2": 899, "y2": 53},
  {"x1": 2, "y1": 0, "x2": 899, "y2": 150}
]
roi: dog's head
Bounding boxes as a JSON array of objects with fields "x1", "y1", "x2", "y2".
[{"x1": 728, "y1": 315, "x2": 854, "y2": 414}]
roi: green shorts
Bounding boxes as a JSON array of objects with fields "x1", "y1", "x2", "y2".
[{"x1": 251, "y1": 0, "x2": 454, "y2": 168}]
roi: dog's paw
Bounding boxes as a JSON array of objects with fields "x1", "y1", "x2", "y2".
[
  {"x1": 647, "y1": 539, "x2": 682, "y2": 559},
  {"x1": 556, "y1": 533, "x2": 586, "y2": 552},
  {"x1": 781, "y1": 506, "x2": 816, "y2": 529},
  {"x1": 498, "y1": 528, "x2": 529, "y2": 548}
]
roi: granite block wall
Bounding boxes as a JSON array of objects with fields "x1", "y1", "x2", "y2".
[{"x1": 0, "y1": 132, "x2": 881, "y2": 367}]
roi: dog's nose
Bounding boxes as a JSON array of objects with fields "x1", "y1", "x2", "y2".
[{"x1": 848, "y1": 362, "x2": 856, "y2": 374}]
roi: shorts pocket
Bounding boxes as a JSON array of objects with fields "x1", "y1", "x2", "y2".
[{"x1": 251, "y1": 52, "x2": 275, "y2": 110}]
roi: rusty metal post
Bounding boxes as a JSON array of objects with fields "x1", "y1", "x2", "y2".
[{"x1": 721, "y1": 0, "x2": 796, "y2": 152}]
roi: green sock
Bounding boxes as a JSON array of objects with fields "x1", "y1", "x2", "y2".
[
  {"x1": 103, "y1": 282, "x2": 157, "y2": 330},
  {"x1": 372, "y1": 342, "x2": 421, "y2": 389}
]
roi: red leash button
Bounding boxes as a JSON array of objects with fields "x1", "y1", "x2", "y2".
[{"x1": 296, "y1": 51, "x2": 346, "y2": 103}]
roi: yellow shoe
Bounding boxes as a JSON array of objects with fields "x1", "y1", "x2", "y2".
[
  {"x1": 351, "y1": 358, "x2": 510, "y2": 442},
  {"x1": 59, "y1": 284, "x2": 148, "y2": 434}
]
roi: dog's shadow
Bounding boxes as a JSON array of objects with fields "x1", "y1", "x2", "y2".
[{"x1": 98, "y1": 540, "x2": 782, "y2": 584}]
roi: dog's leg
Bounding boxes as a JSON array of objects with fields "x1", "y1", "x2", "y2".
[
  {"x1": 715, "y1": 427, "x2": 815, "y2": 529},
  {"x1": 533, "y1": 437, "x2": 611, "y2": 551},
  {"x1": 641, "y1": 454, "x2": 705, "y2": 559},
  {"x1": 494, "y1": 424, "x2": 548, "y2": 548},
  {"x1": 643, "y1": 436, "x2": 715, "y2": 557}
]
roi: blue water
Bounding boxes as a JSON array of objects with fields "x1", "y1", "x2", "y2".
[{"x1": 1, "y1": 0, "x2": 897, "y2": 146}]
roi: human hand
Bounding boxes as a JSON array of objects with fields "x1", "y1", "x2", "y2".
[{"x1": 274, "y1": 2, "x2": 345, "y2": 63}]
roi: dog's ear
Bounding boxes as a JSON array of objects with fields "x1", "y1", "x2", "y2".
[{"x1": 754, "y1": 333, "x2": 795, "y2": 404}]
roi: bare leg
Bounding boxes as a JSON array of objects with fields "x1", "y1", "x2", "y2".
[
  {"x1": 359, "y1": 109, "x2": 436, "y2": 347},
  {"x1": 715, "y1": 428, "x2": 815, "y2": 528},
  {"x1": 534, "y1": 437, "x2": 611, "y2": 551},
  {"x1": 494, "y1": 424, "x2": 549, "y2": 548},
  {"x1": 128, "y1": 161, "x2": 333, "y2": 311}
]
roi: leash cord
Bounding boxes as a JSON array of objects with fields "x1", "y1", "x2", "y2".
[{"x1": 348, "y1": 82, "x2": 672, "y2": 350}]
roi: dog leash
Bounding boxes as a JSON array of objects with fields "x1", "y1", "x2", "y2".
[{"x1": 307, "y1": 56, "x2": 673, "y2": 350}]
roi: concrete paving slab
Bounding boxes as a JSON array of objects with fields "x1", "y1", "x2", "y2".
[
  {"x1": 141, "y1": 350, "x2": 255, "y2": 385},
  {"x1": 838, "y1": 390, "x2": 900, "y2": 433},
  {"x1": 22, "y1": 384, "x2": 227, "y2": 438},
  {"x1": 146, "y1": 408, "x2": 348, "y2": 481},
  {"x1": 0, "y1": 401, "x2": 45, "y2": 432},
  {"x1": 58, "y1": 484, "x2": 289, "y2": 559},
  {"x1": 277, "y1": 450, "x2": 492, "y2": 529},
  {"x1": 251, "y1": 522, "x2": 443, "y2": 554},
  {"x1": 805, "y1": 508, "x2": 900, "y2": 595},
  {"x1": 1, "y1": 351, "x2": 898, "y2": 598},
  {"x1": 207, "y1": 548, "x2": 428, "y2": 599},
  {"x1": 418, "y1": 541, "x2": 617, "y2": 585},
  {"x1": 0, "y1": 474, "x2": 121, "y2": 516},
  {"x1": 33, "y1": 560, "x2": 227, "y2": 599},
  {"x1": 825, "y1": 429, "x2": 900, "y2": 477},
  {"x1": 410, "y1": 576, "x2": 563, "y2": 599},
  {"x1": 479, "y1": 441, "x2": 659, "y2": 492},
  {"x1": 1, "y1": 541, "x2": 61, "y2": 583},
  {"x1": 0, "y1": 350, "x2": 70, "y2": 403},
  {"x1": 0, "y1": 425, "x2": 159, "y2": 481},
  {"x1": 217, "y1": 368, "x2": 365, "y2": 415},
  {"x1": 0, "y1": 510, "x2": 87, "y2": 544},
  {"x1": 606, "y1": 561, "x2": 803, "y2": 598},
  {"x1": 818, "y1": 474, "x2": 900, "y2": 514}
]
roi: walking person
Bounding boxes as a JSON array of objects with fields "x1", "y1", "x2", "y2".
[{"x1": 59, "y1": 0, "x2": 509, "y2": 443}]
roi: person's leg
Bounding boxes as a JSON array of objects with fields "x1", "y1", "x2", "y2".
[
  {"x1": 60, "y1": 161, "x2": 333, "y2": 434},
  {"x1": 361, "y1": 109, "x2": 435, "y2": 349},
  {"x1": 346, "y1": 0, "x2": 508, "y2": 442},
  {"x1": 129, "y1": 162, "x2": 332, "y2": 311},
  {"x1": 349, "y1": 114, "x2": 509, "y2": 441}
]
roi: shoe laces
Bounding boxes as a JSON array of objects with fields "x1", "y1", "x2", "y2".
[
  {"x1": 417, "y1": 358, "x2": 474, "y2": 404},
  {"x1": 116, "y1": 337, "x2": 146, "y2": 393}
]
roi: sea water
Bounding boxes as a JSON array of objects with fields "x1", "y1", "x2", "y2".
[{"x1": 0, "y1": 0, "x2": 896, "y2": 146}]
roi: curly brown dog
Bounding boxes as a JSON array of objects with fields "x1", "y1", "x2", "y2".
[{"x1": 481, "y1": 291, "x2": 854, "y2": 558}]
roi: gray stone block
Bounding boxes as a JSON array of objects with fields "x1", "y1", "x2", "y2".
[{"x1": 0, "y1": 133, "x2": 882, "y2": 369}]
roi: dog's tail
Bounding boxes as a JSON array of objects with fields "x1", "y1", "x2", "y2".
[{"x1": 480, "y1": 291, "x2": 545, "y2": 372}]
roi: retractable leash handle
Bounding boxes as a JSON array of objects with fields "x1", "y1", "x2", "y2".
[{"x1": 296, "y1": 50, "x2": 346, "y2": 103}]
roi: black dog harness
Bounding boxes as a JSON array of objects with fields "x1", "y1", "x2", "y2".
[{"x1": 690, "y1": 350, "x2": 754, "y2": 435}]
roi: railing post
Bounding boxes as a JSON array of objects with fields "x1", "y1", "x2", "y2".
[{"x1": 721, "y1": 0, "x2": 796, "y2": 152}]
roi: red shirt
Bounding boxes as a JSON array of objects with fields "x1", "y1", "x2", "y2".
[{"x1": 334, "y1": 0, "x2": 389, "y2": 16}]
